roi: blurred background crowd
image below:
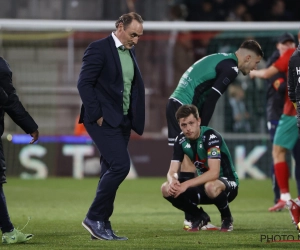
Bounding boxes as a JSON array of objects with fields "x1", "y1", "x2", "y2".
[
  {"x1": 0, "y1": 0, "x2": 299, "y2": 136},
  {"x1": 169, "y1": 0, "x2": 300, "y2": 22},
  {"x1": 1, "y1": 0, "x2": 299, "y2": 22}
]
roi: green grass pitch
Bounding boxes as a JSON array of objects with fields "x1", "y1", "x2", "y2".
[{"x1": 2, "y1": 178, "x2": 300, "y2": 249}]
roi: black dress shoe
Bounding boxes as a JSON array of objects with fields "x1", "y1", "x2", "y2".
[
  {"x1": 106, "y1": 229, "x2": 128, "y2": 240},
  {"x1": 82, "y1": 217, "x2": 113, "y2": 240},
  {"x1": 91, "y1": 229, "x2": 128, "y2": 241}
]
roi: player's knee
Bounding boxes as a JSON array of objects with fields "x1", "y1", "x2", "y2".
[
  {"x1": 204, "y1": 181, "x2": 222, "y2": 198},
  {"x1": 204, "y1": 181, "x2": 215, "y2": 197},
  {"x1": 161, "y1": 182, "x2": 169, "y2": 197},
  {"x1": 272, "y1": 145, "x2": 286, "y2": 162}
]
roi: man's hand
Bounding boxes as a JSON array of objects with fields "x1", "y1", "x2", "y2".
[
  {"x1": 97, "y1": 117, "x2": 103, "y2": 126},
  {"x1": 174, "y1": 182, "x2": 188, "y2": 198},
  {"x1": 167, "y1": 179, "x2": 180, "y2": 197},
  {"x1": 249, "y1": 70, "x2": 257, "y2": 79},
  {"x1": 29, "y1": 130, "x2": 39, "y2": 144}
]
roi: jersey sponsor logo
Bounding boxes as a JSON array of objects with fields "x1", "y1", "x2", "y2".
[
  {"x1": 232, "y1": 66, "x2": 238, "y2": 73},
  {"x1": 209, "y1": 134, "x2": 217, "y2": 140},
  {"x1": 179, "y1": 72, "x2": 192, "y2": 88},
  {"x1": 194, "y1": 159, "x2": 209, "y2": 174},
  {"x1": 179, "y1": 78, "x2": 191, "y2": 88},
  {"x1": 178, "y1": 136, "x2": 185, "y2": 144},
  {"x1": 184, "y1": 143, "x2": 191, "y2": 148},
  {"x1": 179, "y1": 80, "x2": 189, "y2": 87},
  {"x1": 208, "y1": 139, "x2": 220, "y2": 146},
  {"x1": 298, "y1": 77, "x2": 300, "y2": 84},
  {"x1": 296, "y1": 67, "x2": 300, "y2": 75},
  {"x1": 222, "y1": 77, "x2": 230, "y2": 85}
]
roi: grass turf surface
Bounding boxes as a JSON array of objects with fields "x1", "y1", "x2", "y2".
[{"x1": 2, "y1": 178, "x2": 300, "y2": 249}]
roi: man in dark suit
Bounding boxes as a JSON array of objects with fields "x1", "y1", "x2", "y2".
[
  {"x1": 0, "y1": 57, "x2": 39, "y2": 244},
  {"x1": 77, "y1": 12, "x2": 145, "y2": 241}
]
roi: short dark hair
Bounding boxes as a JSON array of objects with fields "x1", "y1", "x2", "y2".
[
  {"x1": 115, "y1": 12, "x2": 144, "y2": 30},
  {"x1": 175, "y1": 104, "x2": 199, "y2": 121},
  {"x1": 239, "y1": 40, "x2": 264, "y2": 57}
]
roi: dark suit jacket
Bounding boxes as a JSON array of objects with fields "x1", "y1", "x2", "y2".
[
  {"x1": 0, "y1": 57, "x2": 38, "y2": 136},
  {"x1": 77, "y1": 35, "x2": 145, "y2": 135}
]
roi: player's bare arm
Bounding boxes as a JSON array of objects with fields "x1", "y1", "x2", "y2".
[
  {"x1": 250, "y1": 65, "x2": 279, "y2": 79},
  {"x1": 174, "y1": 158, "x2": 220, "y2": 198},
  {"x1": 166, "y1": 161, "x2": 181, "y2": 196}
]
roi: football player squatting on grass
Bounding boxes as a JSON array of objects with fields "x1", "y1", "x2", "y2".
[{"x1": 161, "y1": 104, "x2": 239, "y2": 232}]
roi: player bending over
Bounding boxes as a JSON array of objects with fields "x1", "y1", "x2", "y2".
[{"x1": 161, "y1": 104, "x2": 239, "y2": 232}]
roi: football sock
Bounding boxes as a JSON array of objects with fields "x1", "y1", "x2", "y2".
[
  {"x1": 280, "y1": 192, "x2": 291, "y2": 201},
  {"x1": 212, "y1": 191, "x2": 231, "y2": 218},
  {"x1": 271, "y1": 166, "x2": 280, "y2": 204},
  {"x1": 274, "y1": 162, "x2": 289, "y2": 194},
  {"x1": 178, "y1": 172, "x2": 195, "y2": 183},
  {"x1": 178, "y1": 172, "x2": 195, "y2": 221},
  {"x1": 164, "y1": 194, "x2": 201, "y2": 218},
  {"x1": 0, "y1": 185, "x2": 14, "y2": 233}
]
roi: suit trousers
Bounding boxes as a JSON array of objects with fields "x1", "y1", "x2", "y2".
[
  {"x1": 0, "y1": 140, "x2": 13, "y2": 232},
  {"x1": 0, "y1": 140, "x2": 7, "y2": 184},
  {"x1": 0, "y1": 184, "x2": 13, "y2": 233},
  {"x1": 84, "y1": 115, "x2": 131, "y2": 221}
]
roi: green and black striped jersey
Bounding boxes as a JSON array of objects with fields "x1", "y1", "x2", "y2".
[{"x1": 173, "y1": 126, "x2": 239, "y2": 185}]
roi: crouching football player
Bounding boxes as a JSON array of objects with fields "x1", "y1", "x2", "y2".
[{"x1": 161, "y1": 104, "x2": 239, "y2": 232}]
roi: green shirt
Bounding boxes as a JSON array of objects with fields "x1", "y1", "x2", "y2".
[
  {"x1": 118, "y1": 47, "x2": 134, "y2": 115},
  {"x1": 170, "y1": 53, "x2": 239, "y2": 111}
]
